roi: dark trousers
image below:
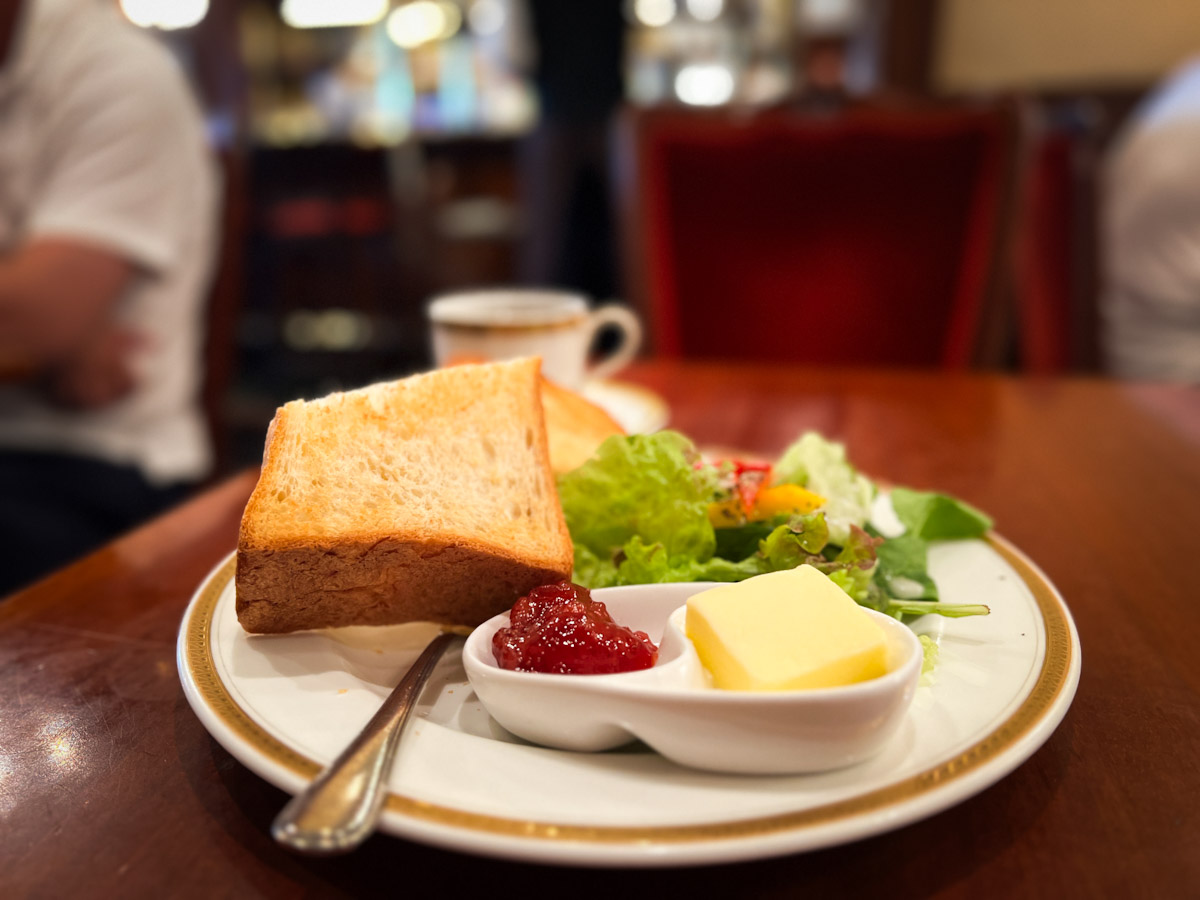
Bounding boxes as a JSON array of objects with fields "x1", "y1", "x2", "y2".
[{"x1": 0, "y1": 450, "x2": 193, "y2": 597}]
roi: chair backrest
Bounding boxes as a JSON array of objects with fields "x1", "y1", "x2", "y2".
[
  {"x1": 1013, "y1": 128, "x2": 1075, "y2": 373},
  {"x1": 1010, "y1": 109, "x2": 1103, "y2": 374},
  {"x1": 619, "y1": 102, "x2": 1018, "y2": 367}
]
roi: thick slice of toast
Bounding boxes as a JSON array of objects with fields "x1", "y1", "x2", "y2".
[
  {"x1": 540, "y1": 377, "x2": 626, "y2": 474},
  {"x1": 235, "y1": 358, "x2": 573, "y2": 633}
]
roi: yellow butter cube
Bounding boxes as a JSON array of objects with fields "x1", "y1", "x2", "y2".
[{"x1": 685, "y1": 566, "x2": 888, "y2": 691}]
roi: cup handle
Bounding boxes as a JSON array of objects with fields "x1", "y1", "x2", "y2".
[{"x1": 585, "y1": 304, "x2": 643, "y2": 383}]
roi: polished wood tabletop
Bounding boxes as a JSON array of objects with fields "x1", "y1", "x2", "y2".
[{"x1": 3, "y1": 361, "x2": 1198, "y2": 897}]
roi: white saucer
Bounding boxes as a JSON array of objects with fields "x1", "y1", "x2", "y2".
[{"x1": 581, "y1": 379, "x2": 669, "y2": 433}]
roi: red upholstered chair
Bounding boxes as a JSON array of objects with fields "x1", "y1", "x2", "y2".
[
  {"x1": 618, "y1": 103, "x2": 1018, "y2": 367},
  {"x1": 1011, "y1": 121, "x2": 1101, "y2": 373},
  {"x1": 1013, "y1": 129, "x2": 1075, "y2": 373}
]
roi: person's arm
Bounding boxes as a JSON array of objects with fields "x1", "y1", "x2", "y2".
[
  {"x1": 0, "y1": 237, "x2": 134, "y2": 366},
  {"x1": 2, "y1": 14, "x2": 208, "y2": 404},
  {"x1": 0, "y1": 239, "x2": 144, "y2": 407}
]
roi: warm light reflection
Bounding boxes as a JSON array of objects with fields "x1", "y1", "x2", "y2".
[
  {"x1": 48, "y1": 733, "x2": 77, "y2": 766},
  {"x1": 675, "y1": 63, "x2": 734, "y2": 106},
  {"x1": 120, "y1": 0, "x2": 208, "y2": 30},
  {"x1": 280, "y1": 0, "x2": 388, "y2": 30},
  {"x1": 0, "y1": 754, "x2": 16, "y2": 818},
  {"x1": 38, "y1": 715, "x2": 83, "y2": 772},
  {"x1": 634, "y1": 0, "x2": 676, "y2": 28},
  {"x1": 686, "y1": 0, "x2": 723, "y2": 22},
  {"x1": 386, "y1": 1, "x2": 463, "y2": 49}
]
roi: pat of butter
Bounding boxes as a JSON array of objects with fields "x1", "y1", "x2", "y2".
[{"x1": 685, "y1": 565, "x2": 888, "y2": 691}]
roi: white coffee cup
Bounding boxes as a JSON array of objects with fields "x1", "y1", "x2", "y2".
[{"x1": 427, "y1": 289, "x2": 642, "y2": 390}]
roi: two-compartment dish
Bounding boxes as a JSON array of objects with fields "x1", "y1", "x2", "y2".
[{"x1": 463, "y1": 580, "x2": 923, "y2": 774}]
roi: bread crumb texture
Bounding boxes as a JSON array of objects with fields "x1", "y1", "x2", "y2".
[{"x1": 236, "y1": 358, "x2": 573, "y2": 633}]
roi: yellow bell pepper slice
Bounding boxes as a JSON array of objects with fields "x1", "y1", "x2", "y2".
[
  {"x1": 708, "y1": 499, "x2": 746, "y2": 527},
  {"x1": 708, "y1": 483, "x2": 826, "y2": 527},
  {"x1": 752, "y1": 484, "x2": 826, "y2": 519}
]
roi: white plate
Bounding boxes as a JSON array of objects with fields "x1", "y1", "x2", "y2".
[
  {"x1": 581, "y1": 379, "x2": 669, "y2": 434},
  {"x1": 178, "y1": 536, "x2": 1079, "y2": 867}
]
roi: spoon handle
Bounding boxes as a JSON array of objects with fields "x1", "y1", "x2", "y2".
[{"x1": 271, "y1": 631, "x2": 465, "y2": 854}]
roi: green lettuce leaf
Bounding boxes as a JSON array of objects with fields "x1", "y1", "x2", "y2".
[
  {"x1": 611, "y1": 516, "x2": 833, "y2": 585},
  {"x1": 874, "y1": 532, "x2": 939, "y2": 601},
  {"x1": 558, "y1": 432, "x2": 717, "y2": 587},
  {"x1": 772, "y1": 433, "x2": 875, "y2": 544},
  {"x1": 758, "y1": 513, "x2": 830, "y2": 566},
  {"x1": 609, "y1": 536, "x2": 752, "y2": 584},
  {"x1": 557, "y1": 430, "x2": 993, "y2": 622},
  {"x1": 886, "y1": 598, "x2": 991, "y2": 618},
  {"x1": 713, "y1": 520, "x2": 776, "y2": 562},
  {"x1": 571, "y1": 544, "x2": 621, "y2": 589},
  {"x1": 872, "y1": 531, "x2": 991, "y2": 618},
  {"x1": 890, "y1": 488, "x2": 993, "y2": 540}
]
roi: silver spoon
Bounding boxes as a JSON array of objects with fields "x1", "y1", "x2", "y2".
[{"x1": 271, "y1": 631, "x2": 466, "y2": 854}]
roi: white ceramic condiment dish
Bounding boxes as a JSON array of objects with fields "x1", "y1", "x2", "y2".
[{"x1": 462, "y1": 582, "x2": 923, "y2": 775}]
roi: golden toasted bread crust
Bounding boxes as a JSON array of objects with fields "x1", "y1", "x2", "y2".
[
  {"x1": 234, "y1": 358, "x2": 573, "y2": 633},
  {"x1": 235, "y1": 540, "x2": 569, "y2": 633},
  {"x1": 540, "y1": 377, "x2": 625, "y2": 473}
]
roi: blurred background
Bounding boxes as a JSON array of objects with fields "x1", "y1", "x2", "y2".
[{"x1": 106, "y1": 0, "x2": 1200, "y2": 472}]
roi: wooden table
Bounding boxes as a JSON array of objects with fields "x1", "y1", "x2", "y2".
[{"x1": 3, "y1": 362, "x2": 1198, "y2": 897}]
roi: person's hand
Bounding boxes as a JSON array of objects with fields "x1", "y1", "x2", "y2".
[{"x1": 43, "y1": 327, "x2": 144, "y2": 410}]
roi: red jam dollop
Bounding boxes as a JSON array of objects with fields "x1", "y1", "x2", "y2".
[{"x1": 492, "y1": 582, "x2": 659, "y2": 674}]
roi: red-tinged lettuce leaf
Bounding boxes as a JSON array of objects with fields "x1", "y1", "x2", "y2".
[{"x1": 807, "y1": 525, "x2": 881, "y2": 603}]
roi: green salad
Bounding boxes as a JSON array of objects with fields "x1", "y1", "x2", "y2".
[{"x1": 557, "y1": 430, "x2": 992, "y2": 622}]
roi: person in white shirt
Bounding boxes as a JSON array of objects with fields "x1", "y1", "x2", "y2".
[
  {"x1": 0, "y1": 0, "x2": 218, "y2": 594},
  {"x1": 1102, "y1": 57, "x2": 1200, "y2": 382}
]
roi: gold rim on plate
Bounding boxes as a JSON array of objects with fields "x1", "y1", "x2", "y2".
[{"x1": 183, "y1": 538, "x2": 1075, "y2": 846}]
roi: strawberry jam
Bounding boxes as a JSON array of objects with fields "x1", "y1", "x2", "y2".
[{"x1": 492, "y1": 582, "x2": 659, "y2": 674}]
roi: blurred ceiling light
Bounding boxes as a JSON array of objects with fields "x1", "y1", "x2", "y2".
[
  {"x1": 120, "y1": 0, "x2": 208, "y2": 30},
  {"x1": 634, "y1": 0, "x2": 676, "y2": 28},
  {"x1": 280, "y1": 0, "x2": 388, "y2": 30},
  {"x1": 468, "y1": 0, "x2": 506, "y2": 36},
  {"x1": 675, "y1": 63, "x2": 734, "y2": 106},
  {"x1": 685, "y1": 0, "x2": 723, "y2": 22},
  {"x1": 798, "y1": 0, "x2": 862, "y2": 34},
  {"x1": 387, "y1": 1, "x2": 463, "y2": 49}
]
